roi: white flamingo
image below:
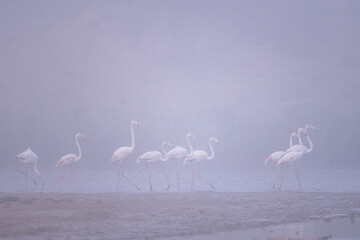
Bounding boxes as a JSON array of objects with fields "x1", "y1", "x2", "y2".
[
  {"x1": 167, "y1": 132, "x2": 196, "y2": 191},
  {"x1": 110, "y1": 120, "x2": 140, "y2": 192},
  {"x1": 14, "y1": 147, "x2": 45, "y2": 190},
  {"x1": 136, "y1": 141, "x2": 170, "y2": 192},
  {"x1": 265, "y1": 132, "x2": 298, "y2": 170},
  {"x1": 277, "y1": 128, "x2": 307, "y2": 190},
  {"x1": 56, "y1": 133, "x2": 85, "y2": 192},
  {"x1": 265, "y1": 132, "x2": 298, "y2": 189},
  {"x1": 277, "y1": 125, "x2": 316, "y2": 189},
  {"x1": 184, "y1": 137, "x2": 219, "y2": 191}
]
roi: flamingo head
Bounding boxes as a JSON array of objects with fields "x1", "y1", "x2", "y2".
[
  {"x1": 210, "y1": 137, "x2": 219, "y2": 145},
  {"x1": 183, "y1": 157, "x2": 192, "y2": 165},
  {"x1": 305, "y1": 124, "x2": 317, "y2": 133},
  {"x1": 136, "y1": 157, "x2": 142, "y2": 164},
  {"x1": 162, "y1": 141, "x2": 173, "y2": 149},
  {"x1": 299, "y1": 128, "x2": 307, "y2": 136},
  {"x1": 131, "y1": 120, "x2": 139, "y2": 128},
  {"x1": 291, "y1": 132, "x2": 298, "y2": 138},
  {"x1": 187, "y1": 132, "x2": 196, "y2": 143},
  {"x1": 76, "y1": 133, "x2": 85, "y2": 141}
]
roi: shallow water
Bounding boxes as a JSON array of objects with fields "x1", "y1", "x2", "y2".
[
  {"x1": 1, "y1": 165, "x2": 360, "y2": 193},
  {"x1": 163, "y1": 216, "x2": 360, "y2": 240}
]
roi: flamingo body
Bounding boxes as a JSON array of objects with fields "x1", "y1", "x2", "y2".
[
  {"x1": 136, "y1": 151, "x2": 167, "y2": 163},
  {"x1": 15, "y1": 147, "x2": 44, "y2": 190},
  {"x1": 111, "y1": 146, "x2": 132, "y2": 162}
]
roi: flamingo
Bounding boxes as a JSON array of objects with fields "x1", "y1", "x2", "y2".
[
  {"x1": 136, "y1": 141, "x2": 170, "y2": 192},
  {"x1": 277, "y1": 125, "x2": 316, "y2": 189},
  {"x1": 277, "y1": 128, "x2": 307, "y2": 190},
  {"x1": 14, "y1": 147, "x2": 45, "y2": 190},
  {"x1": 167, "y1": 132, "x2": 196, "y2": 191},
  {"x1": 264, "y1": 132, "x2": 298, "y2": 189},
  {"x1": 265, "y1": 132, "x2": 298, "y2": 170},
  {"x1": 56, "y1": 133, "x2": 85, "y2": 192},
  {"x1": 184, "y1": 137, "x2": 219, "y2": 191},
  {"x1": 110, "y1": 120, "x2": 140, "y2": 192}
]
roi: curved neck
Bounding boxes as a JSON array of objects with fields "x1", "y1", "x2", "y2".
[
  {"x1": 290, "y1": 134, "x2": 296, "y2": 147},
  {"x1": 130, "y1": 124, "x2": 135, "y2": 151},
  {"x1": 297, "y1": 129, "x2": 306, "y2": 154},
  {"x1": 207, "y1": 139, "x2": 215, "y2": 160},
  {"x1": 162, "y1": 142, "x2": 169, "y2": 155},
  {"x1": 186, "y1": 135, "x2": 194, "y2": 156},
  {"x1": 161, "y1": 146, "x2": 169, "y2": 162},
  {"x1": 305, "y1": 133, "x2": 314, "y2": 153},
  {"x1": 75, "y1": 136, "x2": 82, "y2": 161}
]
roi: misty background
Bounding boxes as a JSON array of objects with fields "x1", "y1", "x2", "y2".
[{"x1": 1, "y1": 0, "x2": 360, "y2": 173}]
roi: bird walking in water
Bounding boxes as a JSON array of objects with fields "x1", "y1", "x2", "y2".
[
  {"x1": 14, "y1": 147, "x2": 45, "y2": 190},
  {"x1": 277, "y1": 128, "x2": 307, "y2": 191},
  {"x1": 136, "y1": 141, "x2": 171, "y2": 192},
  {"x1": 111, "y1": 120, "x2": 141, "y2": 192},
  {"x1": 184, "y1": 137, "x2": 219, "y2": 191},
  {"x1": 277, "y1": 125, "x2": 316, "y2": 190},
  {"x1": 56, "y1": 133, "x2": 85, "y2": 192},
  {"x1": 265, "y1": 132, "x2": 298, "y2": 189},
  {"x1": 167, "y1": 132, "x2": 196, "y2": 191}
]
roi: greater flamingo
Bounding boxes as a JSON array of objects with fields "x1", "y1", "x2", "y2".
[
  {"x1": 56, "y1": 133, "x2": 85, "y2": 192},
  {"x1": 167, "y1": 132, "x2": 196, "y2": 191},
  {"x1": 277, "y1": 128, "x2": 307, "y2": 190},
  {"x1": 278, "y1": 125, "x2": 316, "y2": 189},
  {"x1": 265, "y1": 132, "x2": 298, "y2": 189},
  {"x1": 136, "y1": 141, "x2": 170, "y2": 192},
  {"x1": 184, "y1": 137, "x2": 219, "y2": 191},
  {"x1": 14, "y1": 147, "x2": 44, "y2": 190},
  {"x1": 110, "y1": 120, "x2": 140, "y2": 192}
]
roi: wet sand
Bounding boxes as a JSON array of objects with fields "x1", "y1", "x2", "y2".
[{"x1": 0, "y1": 192, "x2": 360, "y2": 240}]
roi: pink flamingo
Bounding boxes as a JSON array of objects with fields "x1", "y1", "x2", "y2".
[
  {"x1": 277, "y1": 128, "x2": 307, "y2": 190},
  {"x1": 184, "y1": 137, "x2": 219, "y2": 191},
  {"x1": 14, "y1": 147, "x2": 44, "y2": 190},
  {"x1": 136, "y1": 141, "x2": 171, "y2": 192},
  {"x1": 167, "y1": 132, "x2": 196, "y2": 191},
  {"x1": 277, "y1": 125, "x2": 316, "y2": 190},
  {"x1": 56, "y1": 133, "x2": 85, "y2": 192},
  {"x1": 265, "y1": 132, "x2": 298, "y2": 189},
  {"x1": 111, "y1": 120, "x2": 141, "y2": 192}
]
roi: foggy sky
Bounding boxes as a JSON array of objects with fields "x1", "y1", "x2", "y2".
[{"x1": 1, "y1": 0, "x2": 360, "y2": 171}]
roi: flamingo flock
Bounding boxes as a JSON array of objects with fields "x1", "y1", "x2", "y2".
[
  {"x1": 265, "y1": 125, "x2": 316, "y2": 190},
  {"x1": 13, "y1": 120, "x2": 316, "y2": 193}
]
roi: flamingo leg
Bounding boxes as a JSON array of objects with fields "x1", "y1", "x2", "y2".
[
  {"x1": 191, "y1": 162, "x2": 197, "y2": 191},
  {"x1": 176, "y1": 159, "x2": 180, "y2": 192},
  {"x1": 293, "y1": 164, "x2": 302, "y2": 191},
  {"x1": 149, "y1": 164, "x2": 152, "y2": 192},
  {"x1": 121, "y1": 173, "x2": 141, "y2": 191},
  {"x1": 117, "y1": 165, "x2": 121, "y2": 192},
  {"x1": 162, "y1": 167, "x2": 171, "y2": 191},
  {"x1": 59, "y1": 168, "x2": 66, "y2": 192},
  {"x1": 70, "y1": 166, "x2": 80, "y2": 192},
  {"x1": 24, "y1": 169, "x2": 27, "y2": 190}
]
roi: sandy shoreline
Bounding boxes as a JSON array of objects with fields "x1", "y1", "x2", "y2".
[{"x1": 1, "y1": 192, "x2": 360, "y2": 240}]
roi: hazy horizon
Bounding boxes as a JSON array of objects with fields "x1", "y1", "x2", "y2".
[{"x1": 1, "y1": 0, "x2": 360, "y2": 172}]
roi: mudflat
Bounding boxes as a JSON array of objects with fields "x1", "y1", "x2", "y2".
[{"x1": 0, "y1": 192, "x2": 359, "y2": 240}]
